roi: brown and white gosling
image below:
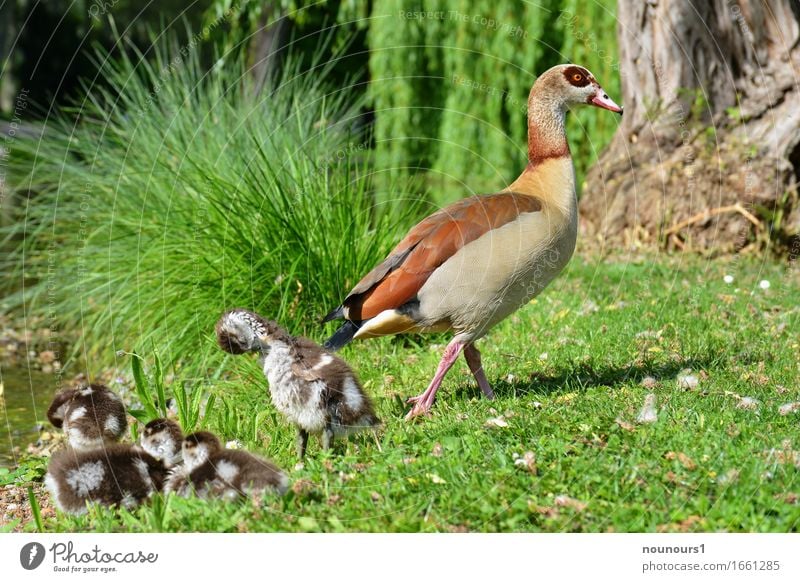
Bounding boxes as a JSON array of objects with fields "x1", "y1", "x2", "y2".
[
  {"x1": 46, "y1": 384, "x2": 127, "y2": 451},
  {"x1": 171, "y1": 431, "x2": 289, "y2": 500},
  {"x1": 216, "y1": 309, "x2": 381, "y2": 458},
  {"x1": 140, "y1": 418, "x2": 183, "y2": 468},
  {"x1": 44, "y1": 445, "x2": 167, "y2": 514}
]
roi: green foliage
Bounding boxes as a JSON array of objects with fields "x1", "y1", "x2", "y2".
[
  {"x1": 368, "y1": 0, "x2": 620, "y2": 201},
  {"x1": 4, "y1": 33, "x2": 423, "y2": 373},
  {"x1": 0, "y1": 456, "x2": 47, "y2": 485},
  {"x1": 26, "y1": 256, "x2": 800, "y2": 533},
  {"x1": 27, "y1": 486, "x2": 44, "y2": 532},
  {"x1": 129, "y1": 351, "x2": 170, "y2": 423},
  {"x1": 128, "y1": 350, "x2": 212, "y2": 433}
]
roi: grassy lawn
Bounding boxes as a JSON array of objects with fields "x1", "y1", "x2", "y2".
[{"x1": 10, "y1": 253, "x2": 800, "y2": 532}]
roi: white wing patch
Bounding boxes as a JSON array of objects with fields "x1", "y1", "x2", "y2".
[
  {"x1": 66, "y1": 461, "x2": 105, "y2": 496},
  {"x1": 69, "y1": 406, "x2": 87, "y2": 421},
  {"x1": 133, "y1": 458, "x2": 156, "y2": 494},
  {"x1": 215, "y1": 459, "x2": 240, "y2": 483},
  {"x1": 312, "y1": 354, "x2": 334, "y2": 370},
  {"x1": 104, "y1": 415, "x2": 121, "y2": 436},
  {"x1": 342, "y1": 377, "x2": 364, "y2": 411}
]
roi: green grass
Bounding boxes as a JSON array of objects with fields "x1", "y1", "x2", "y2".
[
  {"x1": 2, "y1": 34, "x2": 423, "y2": 371},
  {"x1": 14, "y1": 254, "x2": 800, "y2": 532}
]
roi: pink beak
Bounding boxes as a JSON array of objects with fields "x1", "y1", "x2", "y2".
[{"x1": 591, "y1": 89, "x2": 623, "y2": 114}]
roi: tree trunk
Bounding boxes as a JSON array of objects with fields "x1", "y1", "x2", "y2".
[{"x1": 580, "y1": 0, "x2": 800, "y2": 253}]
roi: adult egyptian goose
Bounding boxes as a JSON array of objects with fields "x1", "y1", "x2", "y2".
[{"x1": 322, "y1": 64, "x2": 622, "y2": 419}]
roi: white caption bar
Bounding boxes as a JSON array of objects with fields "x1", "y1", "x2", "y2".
[{"x1": 1, "y1": 533, "x2": 798, "y2": 581}]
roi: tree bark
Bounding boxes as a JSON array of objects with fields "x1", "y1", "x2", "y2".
[{"x1": 580, "y1": 0, "x2": 800, "y2": 253}]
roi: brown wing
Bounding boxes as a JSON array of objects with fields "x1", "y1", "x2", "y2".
[{"x1": 342, "y1": 193, "x2": 542, "y2": 321}]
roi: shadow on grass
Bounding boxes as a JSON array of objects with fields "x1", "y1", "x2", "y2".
[{"x1": 481, "y1": 355, "x2": 720, "y2": 399}]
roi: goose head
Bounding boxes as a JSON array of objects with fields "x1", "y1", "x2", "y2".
[{"x1": 532, "y1": 64, "x2": 622, "y2": 114}]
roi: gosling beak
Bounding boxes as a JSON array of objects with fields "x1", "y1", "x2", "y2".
[{"x1": 590, "y1": 88, "x2": 623, "y2": 115}]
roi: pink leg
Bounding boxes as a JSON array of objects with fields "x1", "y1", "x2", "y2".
[
  {"x1": 405, "y1": 339, "x2": 465, "y2": 420},
  {"x1": 463, "y1": 344, "x2": 495, "y2": 400}
]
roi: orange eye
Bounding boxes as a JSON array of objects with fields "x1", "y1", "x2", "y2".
[{"x1": 573, "y1": 73, "x2": 583, "y2": 82}]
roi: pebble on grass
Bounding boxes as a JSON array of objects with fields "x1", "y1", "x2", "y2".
[
  {"x1": 636, "y1": 393, "x2": 658, "y2": 424},
  {"x1": 512, "y1": 451, "x2": 537, "y2": 475},
  {"x1": 736, "y1": 397, "x2": 759, "y2": 410},
  {"x1": 641, "y1": 376, "x2": 657, "y2": 389},
  {"x1": 778, "y1": 402, "x2": 800, "y2": 416},
  {"x1": 485, "y1": 416, "x2": 509, "y2": 428},
  {"x1": 553, "y1": 495, "x2": 587, "y2": 512},
  {"x1": 676, "y1": 370, "x2": 699, "y2": 390}
]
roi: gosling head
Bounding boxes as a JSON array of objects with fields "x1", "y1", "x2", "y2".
[
  {"x1": 182, "y1": 431, "x2": 222, "y2": 472},
  {"x1": 216, "y1": 309, "x2": 290, "y2": 355},
  {"x1": 216, "y1": 309, "x2": 272, "y2": 354},
  {"x1": 141, "y1": 418, "x2": 183, "y2": 467}
]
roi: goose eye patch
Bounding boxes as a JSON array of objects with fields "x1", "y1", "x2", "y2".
[{"x1": 564, "y1": 66, "x2": 590, "y2": 87}]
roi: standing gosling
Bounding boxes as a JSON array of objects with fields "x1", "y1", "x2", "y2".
[
  {"x1": 46, "y1": 384, "x2": 127, "y2": 451},
  {"x1": 44, "y1": 445, "x2": 166, "y2": 514},
  {"x1": 216, "y1": 309, "x2": 381, "y2": 458},
  {"x1": 173, "y1": 431, "x2": 289, "y2": 499}
]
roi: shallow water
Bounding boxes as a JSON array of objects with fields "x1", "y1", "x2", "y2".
[{"x1": 0, "y1": 366, "x2": 58, "y2": 468}]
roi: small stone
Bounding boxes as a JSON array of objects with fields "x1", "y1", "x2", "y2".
[
  {"x1": 636, "y1": 393, "x2": 658, "y2": 424},
  {"x1": 39, "y1": 350, "x2": 56, "y2": 364},
  {"x1": 485, "y1": 416, "x2": 509, "y2": 428},
  {"x1": 778, "y1": 402, "x2": 800, "y2": 416},
  {"x1": 736, "y1": 397, "x2": 759, "y2": 410},
  {"x1": 615, "y1": 418, "x2": 636, "y2": 431},
  {"x1": 554, "y1": 495, "x2": 587, "y2": 512},
  {"x1": 641, "y1": 376, "x2": 657, "y2": 389},
  {"x1": 427, "y1": 473, "x2": 447, "y2": 484},
  {"x1": 513, "y1": 451, "x2": 537, "y2": 474},
  {"x1": 677, "y1": 371, "x2": 699, "y2": 389}
]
